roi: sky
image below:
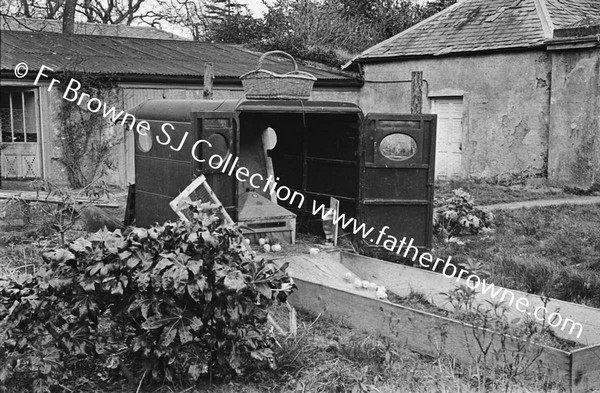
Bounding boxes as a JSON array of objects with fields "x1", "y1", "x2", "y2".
[{"x1": 240, "y1": 0, "x2": 269, "y2": 16}]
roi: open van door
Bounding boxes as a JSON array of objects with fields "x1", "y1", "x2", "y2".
[
  {"x1": 192, "y1": 112, "x2": 240, "y2": 221},
  {"x1": 359, "y1": 114, "x2": 437, "y2": 254}
]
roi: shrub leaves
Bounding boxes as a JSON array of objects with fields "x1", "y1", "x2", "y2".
[{"x1": 0, "y1": 202, "x2": 295, "y2": 388}]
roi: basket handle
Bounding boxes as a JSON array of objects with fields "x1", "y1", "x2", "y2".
[{"x1": 256, "y1": 50, "x2": 299, "y2": 72}]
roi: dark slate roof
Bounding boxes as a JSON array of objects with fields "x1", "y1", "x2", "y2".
[
  {"x1": 0, "y1": 17, "x2": 186, "y2": 40},
  {"x1": 355, "y1": 0, "x2": 600, "y2": 61},
  {"x1": 0, "y1": 31, "x2": 356, "y2": 83},
  {"x1": 545, "y1": 0, "x2": 600, "y2": 28}
]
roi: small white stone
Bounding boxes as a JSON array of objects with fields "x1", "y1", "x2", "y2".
[{"x1": 376, "y1": 291, "x2": 388, "y2": 300}]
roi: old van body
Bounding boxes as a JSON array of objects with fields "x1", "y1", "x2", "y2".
[{"x1": 129, "y1": 99, "x2": 436, "y2": 251}]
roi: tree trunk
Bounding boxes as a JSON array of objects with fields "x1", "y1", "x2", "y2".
[
  {"x1": 20, "y1": 0, "x2": 32, "y2": 18},
  {"x1": 62, "y1": 0, "x2": 77, "y2": 34}
]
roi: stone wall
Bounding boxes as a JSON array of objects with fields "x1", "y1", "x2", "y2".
[
  {"x1": 359, "y1": 51, "x2": 553, "y2": 180},
  {"x1": 548, "y1": 48, "x2": 600, "y2": 188}
]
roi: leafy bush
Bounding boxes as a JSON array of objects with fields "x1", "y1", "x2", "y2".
[
  {"x1": 433, "y1": 189, "x2": 495, "y2": 238},
  {"x1": 0, "y1": 202, "x2": 295, "y2": 391}
]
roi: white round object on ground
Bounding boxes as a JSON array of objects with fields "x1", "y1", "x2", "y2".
[
  {"x1": 362, "y1": 280, "x2": 370, "y2": 289},
  {"x1": 271, "y1": 244, "x2": 282, "y2": 252},
  {"x1": 344, "y1": 272, "x2": 354, "y2": 282},
  {"x1": 376, "y1": 291, "x2": 388, "y2": 300},
  {"x1": 353, "y1": 278, "x2": 363, "y2": 288},
  {"x1": 259, "y1": 238, "x2": 267, "y2": 246},
  {"x1": 368, "y1": 282, "x2": 379, "y2": 290},
  {"x1": 309, "y1": 247, "x2": 320, "y2": 255},
  {"x1": 263, "y1": 244, "x2": 271, "y2": 252}
]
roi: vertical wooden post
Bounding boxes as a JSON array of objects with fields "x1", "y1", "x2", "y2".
[
  {"x1": 330, "y1": 197, "x2": 339, "y2": 246},
  {"x1": 203, "y1": 63, "x2": 214, "y2": 99},
  {"x1": 411, "y1": 71, "x2": 423, "y2": 114}
]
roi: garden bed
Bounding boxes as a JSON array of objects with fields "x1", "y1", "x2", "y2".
[
  {"x1": 275, "y1": 251, "x2": 600, "y2": 393},
  {"x1": 384, "y1": 291, "x2": 584, "y2": 352}
]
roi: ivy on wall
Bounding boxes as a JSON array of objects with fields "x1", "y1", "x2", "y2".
[{"x1": 54, "y1": 71, "x2": 121, "y2": 188}]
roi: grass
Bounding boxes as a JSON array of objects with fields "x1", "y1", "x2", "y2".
[
  {"x1": 433, "y1": 203, "x2": 600, "y2": 308},
  {"x1": 434, "y1": 179, "x2": 571, "y2": 206},
  {"x1": 145, "y1": 307, "x2": 569, "y2": 393}
]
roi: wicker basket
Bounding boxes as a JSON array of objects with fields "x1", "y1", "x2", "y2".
[{"x1": 240, "y1": 51, "x2": 317, "y2": 100}]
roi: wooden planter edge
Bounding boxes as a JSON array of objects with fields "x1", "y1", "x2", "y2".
[
  {"x1": 288, "y1": 277, "x2": 600, "y2": 393},
  {"x1": 338, "y1": 251, "x2": 600, "y2": 345}
]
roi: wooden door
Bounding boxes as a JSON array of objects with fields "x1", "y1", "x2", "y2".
[
  {"x1": 431, "y1": 97, "x2": 463, "y2": 179},
  {"x1": 0, "y1": 89, "x2": 41, "y2": 179},
  {"x1": 359, "y1": 114, "x2": 437, "y2": 253}
]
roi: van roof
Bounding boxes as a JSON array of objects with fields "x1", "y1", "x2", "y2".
[{"x1": 128, "y1": 99, "x2": 363, "y2": 122}]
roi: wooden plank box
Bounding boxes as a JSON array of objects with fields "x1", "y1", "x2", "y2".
[
  {"x1": 277, "y1": 251, "x2": 600, "y2": 393},
  {"x1": 239, "y1": 216, "x2": 296, "y2": 245},
  {"x1": 238, "y1": 191, "x2": 296, "y2": 244}
]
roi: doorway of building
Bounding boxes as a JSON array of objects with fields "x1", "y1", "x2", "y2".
[
  {"x1": 431, "y1": 97, "x2": 463, "y2": 179},
  {"x1": 0, "y1": 88, "x2": 41, "y2": 180}
]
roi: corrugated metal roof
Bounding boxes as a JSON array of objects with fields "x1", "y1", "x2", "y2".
[
  {"x1": 0, "y1": 30, "x2": 355, "y2": 81},
  {"x1": 355, "y1": 0, "x2": 600, "y2": 61}
]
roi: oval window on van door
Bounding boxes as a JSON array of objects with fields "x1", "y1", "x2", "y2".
[
  {"x1": 379, "y1": 133, "x2": 417, "y2": 161},
  {"x1": 137, "y1": 126, "x2": 153, "y2": 153}
]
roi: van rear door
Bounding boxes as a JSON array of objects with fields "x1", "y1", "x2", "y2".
[
  {"x1": 193, "y1": 112, "x2": 240, "y2": 221},
  {"x1": 359, "y1": 114, "x2": 437, "y2": 255}
]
